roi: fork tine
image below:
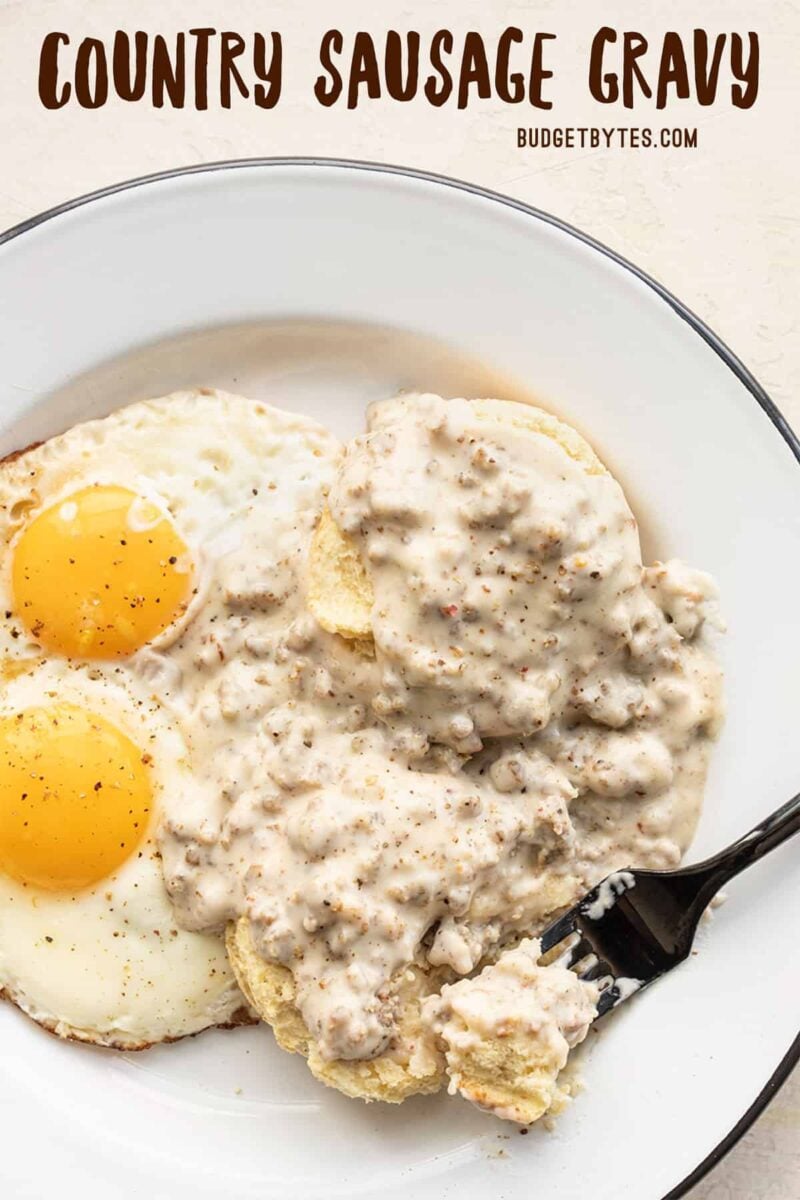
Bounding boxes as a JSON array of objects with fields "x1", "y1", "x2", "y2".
[
  {"x1": 579, "y1": 959, "x2": 613, "y2": 983},
  {"x1": 572, "y1": 950, "x2": 599, "y2": 975},
  {"x1": 596, "y1": 986, "x2": 624, "y2": 1018},
  {"x1": 555, "y1": 935, "x2": 593, "y2": 971},
  {"x1": 538, "y1": 908, "x2": 579, "y2": 955},
  {"x1": 532, "y1": 790, "x2": 800, "y2": 1026},
  {"x1": 595, "y1": 975, "x2": 646, "y2": 1017}
]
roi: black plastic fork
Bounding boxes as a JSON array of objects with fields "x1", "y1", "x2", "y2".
[{"x1": 539, "y1": 792, "x2": 800, "y2": 1016}]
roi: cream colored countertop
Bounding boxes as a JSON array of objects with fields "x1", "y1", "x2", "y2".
[{"x1": 0, "y1": 0, "x2": 798, "y2": 1194}]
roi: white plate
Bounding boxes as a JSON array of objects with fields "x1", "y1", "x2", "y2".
[{"x1": 0, "y1": 160, "x2": 798, "y2": 1200}]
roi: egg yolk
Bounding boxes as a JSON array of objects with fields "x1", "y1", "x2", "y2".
[
  {"x1": 0, "y1": 704, "x2": 152, "y2": 891},
  {"x1": 11, "y1": 484, "x2": 191, "y2": 659}
]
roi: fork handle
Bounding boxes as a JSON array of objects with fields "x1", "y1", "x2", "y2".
[{"x1": 689, "y1": 790, "x2": 800, "y2": 903}]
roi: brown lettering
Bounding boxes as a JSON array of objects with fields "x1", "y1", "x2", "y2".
[
  {"x1": 348, "y1": 32, "x2": 381, "y2": 109},
  {"x1": 152, "y1": 34, "x2": 185, "y2": 108},
  {"x1": 189, "y1": 27, "x2": 215, "y2": 110},
  {"x1": 693, "y1": 30, "x2": 726, "y2": 106},
  {"x1": 495, "y1": 27, "x2": 524, "y2": 103},
  {"x1": 219, "y1": 32, "x2": 247, "y2": 107},
  {"x1": 588, "y1": 27, "x2": 617, "y2": 103},
  {"x1": 253, "y1": 33, "x2": 281, "y2": 108},
  {"x1": 113, "y1": 31, "x2": 147, "y2": 102},
  {"x1": 385, "y1": 31, "x2": 419, "y2": 101},
  {"x1": 75, "y1": 38, "x2": 108, "y2": 109},
  {"x1": 424, "y1": 30, "x2": 453, "y2": 106},
  {"x1": 458, "y1": 32, "x2": 491, "y2": 109},
  {"x1": 38, "y1": 32, "x2": 71, "y2": 109},
  {"x1": 731, "y1": 32, "x2": 759, "y2": 108},
  {"x1": 622, "y1": 32, "x2": 651, "y2": 107},
  {"x1": 656, "y1": 32, "x2": 690, "y2": 109},
  {"x1": 316, "y1": 29, "x2": 343, "y2": 106},
  {"x1": 530, "y1": 31, "x2": 555, "y2": 108}
]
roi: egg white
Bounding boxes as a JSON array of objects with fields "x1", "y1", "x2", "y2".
[
  {"x1": 0, "y1": 391, "x2": 340, "y2": 1046},
  {"x1": 0, "y1": 660, "x2": 249, "y2": 1048},
  {"x1": 0, "y1": 389, "x2": 340, "y2": 664}
]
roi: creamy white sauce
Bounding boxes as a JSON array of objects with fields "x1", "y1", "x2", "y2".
[
  {"x1": 614, "y1": 977, "x2": 643, "y2": 1002},
  {"x1": 586, "y1": 870, "x2": 637, "y2": 921},
  {"x1": 157, "y1": 393, "x2": 723, "y2": 1063},
  {"x1": 425, "y1": 937, "x2": 597, "y2": 1049},
  {"x1": 423, "y1": 937, "x2": 599, "y2": 1120}
]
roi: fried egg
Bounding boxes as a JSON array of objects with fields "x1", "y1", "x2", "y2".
[
  {"x1": 0, "y1": 389, "x2": 337, "y2": 667},
  {"x1": 0, "y1": 389, "x2": 340, "y2": 1046},
  {"x1": 0, "y1": 661, "x2": 247, "y2": 1047}
]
